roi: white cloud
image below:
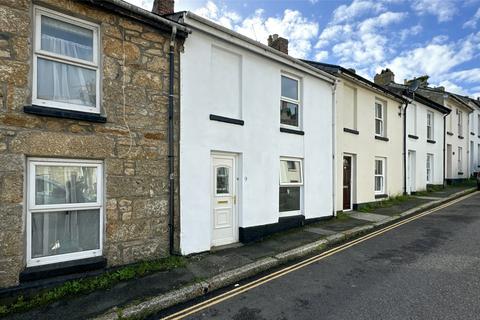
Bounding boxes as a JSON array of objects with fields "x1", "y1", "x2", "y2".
[
  {"x1": 463, "y1": 8, "x2": 480, "y2": 29},
  {"x1": 315, "y1": 50, "x2": 329, "y2": 61},
  {"x1": 399, "y1": 24, "x2": 422, "y2": 41},
  {"x1": 125, "y1": 0, "x2": 153, "y2": 10},
  {"x1": 332, "y1": 0, "x2": 385, "y2": 24},
  {"x1": 436, "y1": 80, "x2": 468, "y2": 95},
  {"x1": 194, "y1": 1, "x2": 319, "y2": 58},
  {"x1": 358, "y1": 11, "x2": 407, "y2": 33},
  {"x1": 411, "y1": 0, "x2": 457, "y2": 22},
  {"x1": 448, "y1": 68, "x2": 480, "y2": 83}
]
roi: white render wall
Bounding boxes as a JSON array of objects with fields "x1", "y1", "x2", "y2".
[
  {"x1": 179, "y1": 22, "x2": 334, "y2": 254},
  {"x1": 468, "y1": 105, "x2": 480, "y2": 176},
  {"x1": 445, "y1": 98, "x2": 471, "y2": 180},
  {"x1": 335, "y1": 78, "x2": 404, "y2": 211},
  {"x1": 406, "y1": 100, "x2": 446, "y2": 192}
]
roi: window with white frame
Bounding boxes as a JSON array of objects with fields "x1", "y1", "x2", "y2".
[
  {"x1": 426, "y1": 153, "x2": 434, "y2": 183},
  {"x1": 409, "y1": 103, "x2": 417, "y2": 135},
  {"x1": 374, "y1": 157, "x2": 385, "y2": 194},
  {"x1": 458, "y1": 110, "x2": 463, "y2": 136},
  {"x1": 280, "y1": 75, "x2": 300, "y2": 128},
  {"x1": 27, "y1": 158, "x2": 103, "y2": 267},
  {"x1": 427, "y1": 111, "x2": 434, "y2": 140},
  {"x1": 375, "y1": 100, "x2": 385, "y2": 136},
  {"x1": 279, "y1": 158, "x2": 303, "y2": 214},
  {"x1": 33, "y1": 7, "x2": 100, "y2": 113},
  {"x1": 458, "y1": 147, "x2": 463, "y2": 172}
]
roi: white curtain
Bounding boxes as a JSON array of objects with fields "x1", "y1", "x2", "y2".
[{"x1": 38, "y1": 16, "x2": 96, "y2": 107}]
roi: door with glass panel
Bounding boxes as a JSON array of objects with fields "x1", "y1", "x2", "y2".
[
  {"x1": 211, "y1": 154, "x2": 238, "y2": 247},
  {"x1": 27, "y1": 159, "x2": 103, "y2": 266}
]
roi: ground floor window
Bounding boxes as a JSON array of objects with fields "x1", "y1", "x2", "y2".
[
  {"x1": 27, "y1": 158, "x2": 103, "y2": 267},
  {"x1": 374, "y1": 157, "x2": 385, "y2": 194},
  {"x1": 279, "y1": 158, "x2": 303, "y2": 214},
  {"x1": 426, "y1": 154, "x2": 434, "y2": 183}
]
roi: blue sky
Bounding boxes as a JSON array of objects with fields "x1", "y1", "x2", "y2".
[{"x1": 126, "y1": 0, "x2": 480, "y2": 97}]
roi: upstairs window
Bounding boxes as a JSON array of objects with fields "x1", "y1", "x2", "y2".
[
  {"x1": 280, "y1": 75, "x2": 300, "y2": 128},
  {"x1": 33, "y1": 7, "x2": 100, "y2": 113},
  {"x1": 279, "y1": 158, "x2": 303, "y2": 214},
  {"x1": 375, "y1": 100, "x2": 385, "y2": 137},
  {"x1": 458, "y1": 110, "x2": 463, "y2": 136},
  {"x1": 427, "y1": 111, "x2": 434, "y2": 140}
]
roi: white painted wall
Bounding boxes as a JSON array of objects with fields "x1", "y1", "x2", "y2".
[
  {"x1": 445, "y1": 98, "x2": 471, "y2": 180},
  {"x1": 406, "y1": 100, "x2": 446, "y2": 192},
  {"x1": 335, "y1": 78, "x2": 404, "y2": 211},
  {"x1": 468, "y1": 104, "x2": 480, "y2": 176},
  {"x1": 179, "y1": 18, "x2": 334, "y2": 254}
]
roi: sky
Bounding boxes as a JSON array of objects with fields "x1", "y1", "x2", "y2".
[{"x1": 126, "y1": 0, "x2": 480, "y2": 98}]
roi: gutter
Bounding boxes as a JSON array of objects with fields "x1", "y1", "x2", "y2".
[{"x1": 168, "y1": 26, "x2": 177, "y2": 255}]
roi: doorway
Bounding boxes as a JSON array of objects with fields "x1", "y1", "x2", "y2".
[
  {"x1": 407, "y1": 150, "x2": 416, "y2": 194},
  {"x1": 211, "y1": 153, "x2": 238, "y2": 247},
  {"x1": 447, "y1": 144, "x2": 452, "y2": 178},
  {"x1": 343, "y1": 155, "x2": 353, "y2": 211}
]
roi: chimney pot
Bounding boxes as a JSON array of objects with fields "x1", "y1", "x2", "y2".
[
  {"x1": 267, "y1": 34, "x2": 288, "y2": 55},
  {"x1": 152, "y1": 0, "x2": 174, "y2": 16}
]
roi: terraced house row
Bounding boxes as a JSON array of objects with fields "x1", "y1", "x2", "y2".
[{"x1": 1, "y1": 0, "x2": 479, "y2": 290}]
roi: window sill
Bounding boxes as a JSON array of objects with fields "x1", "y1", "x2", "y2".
[
  {"x1": 375, "y1": 136, "x2": 389, "y2": 142},
  {"x1": 427, "y1": 139, "x2": 436, "y2": 144},
  {"x1": 458, "y1": 135, "x2": 464, "y2": 139},
  {"x1": 458, "y1": 172, "x2": 464, "y2": 175},
  {"x1": 447, "y1": 131, "x2": 454, "y2": 136},
  {"x1": 375, "y1": 194, "x2": 388, "y2": 199},
  {"x1": 24, "y1": 105, "x2": 106, "y2": 123},
  {"x1": 280, "y1": 127, "x2": 305, "y2": 135},
  {"x1": 343, "y1": 128, "x2": 359, "y2": 135},
  {"x1": 408, "y1": 134, "x2": 419, "y2": 140},
  {"x1": 209, "y1": 114, "x2": 244, "y2": 126},
  {"x1": 20, "y1": 256, "x2": 107, "y2": 283}
]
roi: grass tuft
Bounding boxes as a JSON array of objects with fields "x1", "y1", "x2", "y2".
[
  {"x1": 0, "y1": 256, "x2": 186, "y2": 317},
  {"x1": 358, "y1": 194, "x2": 411, "y2": 213}
]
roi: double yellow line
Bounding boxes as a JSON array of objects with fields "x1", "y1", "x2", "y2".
[{"x1": 163, "y1": 191, "x2": 478, "y2": 320}]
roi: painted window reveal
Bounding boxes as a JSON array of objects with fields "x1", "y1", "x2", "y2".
[
  {"x1": 427, "y1": 111, "x2": 434, "y2": 140},
  {"x1": 343, "y1": 84, "x2": 357, "y2": 130},
  {"x1": 409, "y1": 103, "x2": 417, "y2": 135},
  {"x1": 33, "y1": 7, "x2": 100, "y2": 113},
  {"x1": 458, "y1": 110, "x2": 463, "y2": 136},
  {"x1": 374, "y1": 158, "x2": 385, "y2": 194},
  {"x1": 280, "y1": 75, "x2": 300, "y2": 128},
  {"x1": 28, "y1": 158, "x2": 103, "y2": 267},
  {"x1": 375, "y1": 101, "x2": 385, "y2": 137},
  {"x1": 216, "y1": 167, "x2": 230, "y2": 194},
  {"x1": 458, "y1": 147, "x2": 463, "y2": 172},
  {"x1": 426, "y1": 153, "x2": 434, "y2": 184},
  {"x1": 279, "y1": 159, "x2": 303, "y2": 213}
]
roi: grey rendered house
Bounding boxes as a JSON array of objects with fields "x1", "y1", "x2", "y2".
[{"x1": 0, "y1": 0, "x2": 187, "y2": 289}]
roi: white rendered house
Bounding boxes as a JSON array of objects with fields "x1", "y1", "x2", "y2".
[
  {"x1": 466, "y1": 98, "x2": 480, "y2": 176},
  {"x1": 171, "y1": 12, "x2": 336, "y2": 254}
]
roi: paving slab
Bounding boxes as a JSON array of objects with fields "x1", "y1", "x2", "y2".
[
  {"x1": 305, "y1": 226, "x2": 337, "y2": 236},
  {"x1": 414, "y1": 196, "x2": 442, "y2": 200},
  {"x1": 349, "y1": 212, "x2": 389, "y2": 222}
]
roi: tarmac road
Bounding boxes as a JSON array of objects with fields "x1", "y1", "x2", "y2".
[{"x1": 159, "y1": 192, "x2": 480, "y2": 320}]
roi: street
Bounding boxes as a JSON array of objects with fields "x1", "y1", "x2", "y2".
[{"x1": 159, "y1": 192, "x2": 480, "y2": 320}]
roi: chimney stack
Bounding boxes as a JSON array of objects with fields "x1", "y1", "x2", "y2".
[
  {"x1": 152, "y1": 0, "x2": 174, "y2": 16},
  {"x1": 268, "y1": 34, "x2": 288, "y2": 55},
  {"x1": 374, "y1": 68, "x2": 395, "y2": 85}
]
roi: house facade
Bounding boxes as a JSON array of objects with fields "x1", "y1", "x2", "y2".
[
  {"x1": 0, "y1": 0, "x2": 188, "y2": 288},
  {"x1": 374, "y1": 70, "x2": 450, "y2": 193},
  {"x1": 171, "y1": 12, "x2": 336, "y2": 254},
  {"x1": 415, "y1": 86, "x2": 474, "y2": 183},
  {"x1": 305, "y1": 62, "x2": 406, "y2": 212},
  {"x1": 466, "y1": 98, "x2": 480, "y2": 177}
]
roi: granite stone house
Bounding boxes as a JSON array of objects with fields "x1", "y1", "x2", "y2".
[{"x1": 0, "y1": 0, "x2": 188, "y2": 289}]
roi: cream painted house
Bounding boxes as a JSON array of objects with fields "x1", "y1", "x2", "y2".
[
  {"x1": 415, "y1": 87, "x2": 474, "y2": 183},
  {"x1": 305, "y1": 62, "x2": 406, "y2": 212}
]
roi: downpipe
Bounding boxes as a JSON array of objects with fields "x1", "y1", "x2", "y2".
[
  {"x1": 331, "y1": 79, "x2": 338, "y2": 216},
  {"x1": 403, "y1": 100, "x2": 409, "y2": 195},
  {"x1": 443, "y1": 113, "x2": 448, "y2": 188},
  {"x1": 168, "y1": 26, "x2": 177, "y2": 255}
]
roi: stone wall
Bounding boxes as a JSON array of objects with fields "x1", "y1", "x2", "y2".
[{"x1": 0, "y1": 0, "x2": 181, "y2": 288}]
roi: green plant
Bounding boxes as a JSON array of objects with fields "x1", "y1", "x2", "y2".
[
  {"x1": 358, "y1": 194, "x2": 412, "y2": 213},
  {"x1": 0, "y1": 256, "x2": 186, "y2": 317}
]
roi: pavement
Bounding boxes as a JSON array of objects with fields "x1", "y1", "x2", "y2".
[
  {"x1": 4, "y1": 185, "x2": 477, "y2": 320},
  {"x1": 156, "y1": 191, "x2": 480, "y2": 320}
]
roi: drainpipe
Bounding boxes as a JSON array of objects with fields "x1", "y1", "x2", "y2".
[
  {"x1": 403, "y1": 98, "x2": 410, "y2": 195},
  {"x1": 331, "y1": 79, "x2": 338, "y2": 216},
  {"x1": 443, "y1": 113, "x2": 448, "y2": 188},
  {"x1": 168, "y1": 26, "x2": 177, "y2": 255}
]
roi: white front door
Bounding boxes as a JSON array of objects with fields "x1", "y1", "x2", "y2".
[
  {"x1": 211, "y1": 154, "x2": 238, "y2": 247},
  {"x1": 407, "y1": 151, "x2": 416, "y2": 194}
]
